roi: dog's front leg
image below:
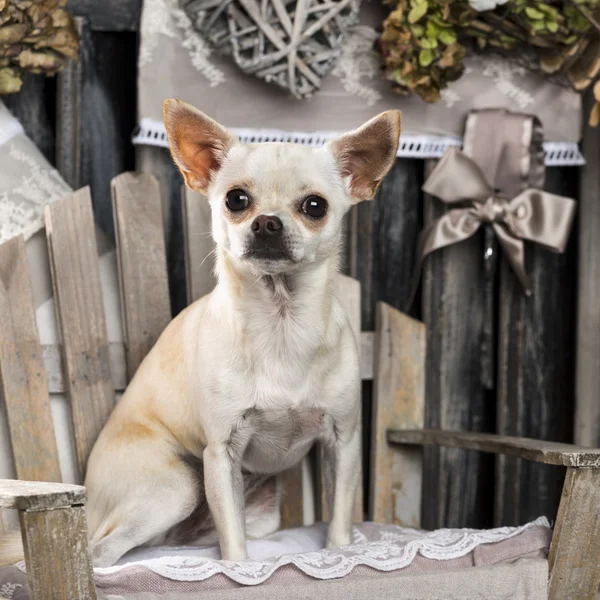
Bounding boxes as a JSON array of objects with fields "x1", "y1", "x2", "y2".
[
  {"x1": 204, "y1": 444, "x2": 247, "y2": 560},
  {"x1": 324, "y1": 424, "x2": 361, "y2": 549}
]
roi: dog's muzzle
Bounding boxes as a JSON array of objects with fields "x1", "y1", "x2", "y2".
[{"x1": 245, "y1": 215, "x2": 290, "y2": 261}]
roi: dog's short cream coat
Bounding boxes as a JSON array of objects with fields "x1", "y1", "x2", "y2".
[{"x1": 0, "y1": 102, "x2": 401, "y2": 568}]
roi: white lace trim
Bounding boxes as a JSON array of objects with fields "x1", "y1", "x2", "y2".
[
  {"x1": 132, "y1": 118, "x2": 585, "y2": 165},
  {"x1": 92, "y1": 518, "x2": 550, "y2": 585}
]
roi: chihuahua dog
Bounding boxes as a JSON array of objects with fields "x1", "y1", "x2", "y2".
[{"x1": 1, "y1": 101, "x2": 401, "y2": 568}]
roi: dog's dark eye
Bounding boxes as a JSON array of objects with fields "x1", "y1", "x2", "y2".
[
  {"x1": 301, "y1": 196, "x2": 327, "y2": 219},
  {"x1": 226, "y1": 189, "x2": 250, "y2": 212}
]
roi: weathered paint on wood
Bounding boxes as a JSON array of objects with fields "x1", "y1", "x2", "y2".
[
  {"x1": 137, "y1": 146, "x2": 186, "y2": 313},
  {"x1": 576, "y1": 91, "x2": 600, "y2": 448},
  {"x1": 0, "y1": 480, "x2": 85, "y2": 511},
  {"x1": 182, "y1": 188, "x2": 216, "y2": 304},
  {"x1": 495, "y1": 166, "x2": 578, "y2": 527},
  {"x1": 548, "y1": 468, "x2": 600, "y2": 600},
  {"x1": 68, "y1": 0, "x2": 142, "y2": 31},
  {"x1": 370, "y1": 303, "x2": 425, "y2": 527},
  {"x1": 421, "y1": 159, "x2": 492, "y2": 530},
  {"x1": 387, "y1": 430, "x2": 600, "y2": 468},
  {"x1": 112, "y1": 172, "x2": 171, "y2": 379},
  {"x1": 20, "y1": 505, "x2": 96, "y2": 600},
  {"x1": 56, "y1": 18, "x2": 84, "y2": 189},
  {"x1": 45, "y1": 188, "x2": 115, "y2": 480},
  {"x1": 0, "y1": 237, "x2": 61, "y2": 483}
]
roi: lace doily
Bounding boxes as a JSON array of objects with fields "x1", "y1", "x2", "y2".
[
  {"x1": 0, "y1": 101, "x2": 71, "y2": 245},
  {"x1": 91, "y1": 518, "x2": 550, "y2": 586}
]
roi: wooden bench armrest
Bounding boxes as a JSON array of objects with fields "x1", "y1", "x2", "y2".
[
  {"x1": 0, "y1": 479, "x2": 86, "y2": 511},
  {"x1": 387, "y1": 429, "x2": 600, "y2": 468}
]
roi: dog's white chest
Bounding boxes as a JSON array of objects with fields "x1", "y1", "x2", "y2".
[{"x1": 237, "y1": 407, "x2": 326, "y2": 474}]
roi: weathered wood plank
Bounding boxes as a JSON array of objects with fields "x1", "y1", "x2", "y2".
[
  {"x1": 0, "y1": 480, "x2": 85, "y2": 511},
  {"x1": 576, "y1": 96, "x2": 600, "y2": 448},
  {"x1": 183, "y1": 188, "x2": 217, "y2": 304},
  {"x1": 112, "y1": 173, "x2": 171, "y2": 379},
  {"x1": 67, "y1": 0, "x2": 142, "y2": 31},
  {"x1": 421, "y1": 159, "x2": 492, "y2": 530},
  {"x1": 79, "y1": 28, "x2": 138, "y2": 240},
  {"x1": 137, "y1": 146, "x2": 186, "y2": 313},
  {"x1": 56, "y1": 18, "x2": 84, "y2": 189},
  {"x1": 45, "y1": 188, "x2": 115, "y2": 480},
  {"x1": 548, "y1": 468, "x2": 600, "y2": 600},
  {"x1": 0, "y1": 237, "x2": 61, "y2": 483},
  {"x1": 279, "y1": 463, "x2": 304, "y2": 529},
  {"x1": 370, "y1": 303, "x2": 425, "y2": 527},
  {"x1": 20, "y1": 505, "x2": 96, "y2": 600},
  {"x1": 387, "y1": 430, "x2": 600, "y2": 468},
  {"x1": 496, "y1": 166, "x2": 578, "y2": 527}
]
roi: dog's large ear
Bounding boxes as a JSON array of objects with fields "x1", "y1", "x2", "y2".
[
  {"x1": 163, "y1": 99, "x2": 238, "y2": 194},
  {"x1": 326, "y1": 110, "x2": 401, "y2": 203}
]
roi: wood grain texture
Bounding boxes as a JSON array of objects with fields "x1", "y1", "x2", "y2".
[
  {"x1": 387, "y1": 430, "x2": 600, "y2": 468},
  {"x1": 45, "y1": 188, "x2": 115, "y2": 480},
  {"x1": 67, "y1": 0, "x2": 142, "y2": 31},
  {"x1": 370, "y1": 303, "x2": 425, "y2": 527},
  {"x1": 548, "y1": 468, "x2": 600, "y2": 600},
  {"x1": 0, "y1": 237, "x2": 61, "y2": 482},
  {"x1": 137, "y1": 146, "x2": 186, "y2": 313},
  {"x1": 183, "y1": 188, "x2": 217, "y2": 304},
  {"x1": 56, "y1": 17, "x2": 84, "y2": 189},
  {"x1": 279, "y1": 463, "x2": 304, "y2": 529},
  {"x1": 112, "y1": 172, "x2": 171, "y2": 380},
  {"x1": 0, "y1": 480, "x2": 85, "y2": 511},
  {"x1": 79, "y1": 28, "x2": 138, "y2": 240},
  {"x1": 496, "y1": 167, "x2": 578, "y2": 527},
  {"x1": 576, "y1": 95, "x2": 600, "y2": 448},
  {"x1": 421, "y1": 159, "x2": 493, "y2": 530},
  {"x1": 20, "y1": 505, "x2": 96, "y2": 600}
]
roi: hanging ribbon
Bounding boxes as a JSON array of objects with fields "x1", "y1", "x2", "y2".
[{"x1": 407, "y1": 147, "x2": 576, "y2": 308}]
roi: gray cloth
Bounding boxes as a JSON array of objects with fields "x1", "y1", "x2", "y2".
[{"x1": 136, "y1": 0, "x2": 581, "y2": 159}]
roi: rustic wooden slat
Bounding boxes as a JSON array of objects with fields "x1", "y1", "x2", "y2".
[
  {"x1": 183, "y1": 188, "x2": 217, "y2": 304},
  {"x1": 0, "y1": 237, "x2": 61, "y2": 483},
  {"x1": 0, "y1": 480, "x2": 85, "y2": 511},
  {"x1": 576, "y1": 95, "x2": 600, "y2": 448},
  {"x1": 112, "y1": 173, "x2": 171, "y2": 380},
  {"x1": 370, "y1": 303, "x2": 425, "y2": 527},
  {"x1": 20, "y1": 505, "x2": 96, "y2": 600},
  {"x1": 421, "y1": 159, "x2": 492, "y2": 529},
  {"x1": 45, "y1": 188, "x2": 115, "y2": 480},
  {"x1": 495, "y1": 166, "x2": 578, "y2": 527},
  {"x1": 67, "y1": 0, "x2": 141, "y2": 31},
  {"x1": 279, "y1": 463, "x2": 304, "y2": 529},
  {"x1": 137, "y1": 146, "x2": 187, "y2": 312},
  {"x1": 56, "y1": 17, "x2": 84, "y2": 189},
  {"x1": 387, "y1": 430, "x2": 600, "y2": 468},
  {"x1": 548, "y1": 468, "x2": 600, "y2": 600}
]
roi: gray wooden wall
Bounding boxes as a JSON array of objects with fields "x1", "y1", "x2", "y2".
[{"x1": 0, "y1": 0, "x2": 582, "y2": 529}]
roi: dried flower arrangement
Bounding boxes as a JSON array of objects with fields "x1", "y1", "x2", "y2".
[
  {"x1": 0, "y1": 0, "x2": 79, "y2": 94},
  {"x1": 378, "y1": 0, "x2": 600, "y2": 124}
]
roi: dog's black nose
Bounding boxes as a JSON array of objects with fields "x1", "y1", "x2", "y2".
[{"x1": 251, "y1": 215, "x2": 282, "y2": 237}]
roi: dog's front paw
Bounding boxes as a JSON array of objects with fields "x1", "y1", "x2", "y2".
[{"x1": 326, "y1": 527, "x2": 351, "y2": 549}]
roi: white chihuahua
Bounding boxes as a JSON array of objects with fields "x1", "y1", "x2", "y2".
[{"x1": 1, "y1": 101, "x2": 401, "y2": 568}]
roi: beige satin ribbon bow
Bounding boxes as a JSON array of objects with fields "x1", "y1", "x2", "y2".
[{"x1": 409, "y1": 147, "x2": 576, "y2": 305}]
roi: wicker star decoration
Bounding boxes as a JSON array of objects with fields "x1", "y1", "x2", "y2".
[{"x1": 181, "y1": 0, "x2": 361, "y2": 98}]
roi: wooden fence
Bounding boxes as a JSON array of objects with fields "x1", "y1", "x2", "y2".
[{"x1": 1, "y1": 0, "x2": 595, "y2": 530}]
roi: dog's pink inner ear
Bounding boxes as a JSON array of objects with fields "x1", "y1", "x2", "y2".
[
  {"x1": 163, "y1": 100, "x2": 236, "y2": 193},
  {"x1": 328, "y1": 111, "x2": 401, "y2": 202}
]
